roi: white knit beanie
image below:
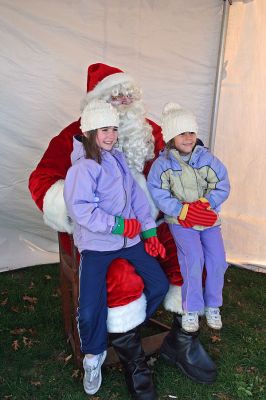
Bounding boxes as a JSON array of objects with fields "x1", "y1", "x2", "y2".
[
  {"x1": 80, "y1": 99, "x2": 119, "y2": 133},
  {"x1": 161, "y1": 103, "x2": 198, "y2": 143}
]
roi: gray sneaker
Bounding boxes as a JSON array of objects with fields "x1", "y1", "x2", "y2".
[
  {"x1": 83, "y1": 351, "x2": 107, "y2": 395},
  {"x1": 205, "y1": 307, "x2": 222, "y2": 330},
  {"x1": 182, "y1": 312, "x2": 199, "y2": 332}
]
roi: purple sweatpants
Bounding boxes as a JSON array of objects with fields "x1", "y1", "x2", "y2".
[{"x1": 169, "y1": 224, "x2": 228, "y2": 313}]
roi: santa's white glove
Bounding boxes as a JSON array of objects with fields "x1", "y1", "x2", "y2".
[{"x1": 43, "y1": 180, "x2": 74, "y2": 234}]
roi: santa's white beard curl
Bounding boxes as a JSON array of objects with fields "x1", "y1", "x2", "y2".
[{"x1": 115, "y1": 100, "x2": 154, "y2": 173}]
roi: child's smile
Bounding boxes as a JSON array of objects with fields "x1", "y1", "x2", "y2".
[
  {"x1": 174, "y1": 132, "x2": 197, "y2": 155},
  {"x1": 96, "y1": 127, "x2": 118, "y2": 151}
]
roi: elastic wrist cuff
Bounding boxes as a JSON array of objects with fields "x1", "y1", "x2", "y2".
[
  {"x1": 112, "y1": 216, "x2": 124, "y2": 235},
  {"x1": 199, "y1": 197, "x2": 208, "y2": 203},
  {"x1": 179, "y1": 204, "x2": 189, "y2": 221},
  {"x1": 142, "y1": 228, "x2": 157, "y2": 239}
]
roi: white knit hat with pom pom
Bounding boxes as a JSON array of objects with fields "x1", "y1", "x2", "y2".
[
  {"x1": 161, "y1": 102, "x2": 198, "y2": 143},
  {"x1": 80, "y1": 99, "x2": 119, "y2": 133}
]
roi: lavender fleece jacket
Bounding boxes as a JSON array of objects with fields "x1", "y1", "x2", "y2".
[{"x1": 64, "y1": 136, "x2": 156, "y2": 252}]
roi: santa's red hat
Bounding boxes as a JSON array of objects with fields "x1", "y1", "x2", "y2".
[{"x1": 86, "y1": 63, "x2": 135, "y2": 99}]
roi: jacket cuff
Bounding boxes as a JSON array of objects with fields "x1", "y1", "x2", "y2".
[
  {"x1": 112, "y1": 216, "x2": 124, "y2": 234},
  {"x1": 178, "y1": 203, "x2": 189, "y2": 220},
  {"x1": 141, "y1": 228, "x2": 157, "y2": 239},
  {"x1": 205, "y1": 195, "x2": 216, "y2": 209}
]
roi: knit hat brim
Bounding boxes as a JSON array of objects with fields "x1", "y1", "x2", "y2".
[{"x1": 80, "y1": 100, "x2": 119, "y2": 133}]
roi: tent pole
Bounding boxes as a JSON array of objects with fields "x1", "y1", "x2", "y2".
[{"x1": 209, "y1": 0, "x2": 232, "y2": 151}]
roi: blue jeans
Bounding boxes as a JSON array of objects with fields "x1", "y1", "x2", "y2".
[{"x1": 78, "y1": 241, "x2": 169, "y2": 354}]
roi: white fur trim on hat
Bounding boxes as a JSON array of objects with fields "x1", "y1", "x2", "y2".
[
  {"x1": 43, "y1": 180, "x2": 73, "y2": 234},
  {"x1": 80, "y1": 99, "x2": 119, "y2": 132},
  {"x1": 87, "y1": 72, "x2": 135, "y2": 101},
  {"x1": 163, "y1": 284, "x2": 183, "y2": 314},
  {"x1": 107, "y1": 294, "x2": 146, "y2": 333},
  {"x1": 162, "y1": 102, "x2": 199, "y2": 143}
]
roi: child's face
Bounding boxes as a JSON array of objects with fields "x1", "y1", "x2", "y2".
[
  {"x1": 96, "y1": 127, "x2": 118, "y2": 151},
  {"x1": 174, "y1": 132, "x2": 197, "y2": 155}
]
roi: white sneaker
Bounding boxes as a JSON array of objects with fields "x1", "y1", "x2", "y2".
[
  {"x1": 83, "y1": 351, "x2": 107, "y2": 395},
  {"x1": 182, "y1": 312, "x2": 199, "y2": 332},
  {"x1": 205, "y1": 307, "x2": 222, "y2": 330}
]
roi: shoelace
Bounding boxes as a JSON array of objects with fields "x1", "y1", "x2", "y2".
[
  {"x1": 184, "y1": 313, "x2": 197, "y2": 323},
  {"x1": 85, "y1": 355, "x2": 101, "y2": 382},
  {"x1": 207, "y1": 309, "x2": 220, "y2": 320}
]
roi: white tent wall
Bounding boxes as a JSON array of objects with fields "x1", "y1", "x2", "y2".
[
  {"x1": 0, "y1": 0, "x2": 224, "y2": 271},
  {"x1": 215, "y1": 0, "x2": 266, "y2": 271}
]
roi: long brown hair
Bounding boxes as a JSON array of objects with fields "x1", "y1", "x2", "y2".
[
  {"x1": 165, "y1": 138, "x2": 176, "y2": 158},
  {"x1": 82, "y1": 130, "x2": 102, "y2": 164}
]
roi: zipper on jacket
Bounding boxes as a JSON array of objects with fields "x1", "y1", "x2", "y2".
[
  {"x1": 113, "y1": 154, "x2": 128, "y2": 212},
  {"x1": 113, "y1": 154, "x2": 128, "y2": 248}
]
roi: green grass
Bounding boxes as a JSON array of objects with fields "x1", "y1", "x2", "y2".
[{"x1": 0, "y1": 264, "x2": 265, "y2": 400}]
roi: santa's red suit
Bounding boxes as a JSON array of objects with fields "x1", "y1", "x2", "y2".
[
  {"x1": 29, "y1": 63, "x2": 183, "y2": 333},
  {"x1": 29, "y1": 64, "x2": 217, "y2": 392}
]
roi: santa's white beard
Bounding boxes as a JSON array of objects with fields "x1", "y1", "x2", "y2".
[
  {"x1": 116, "y1": 101, "x2": 159, "y2": 219},
  {"x1": 115, "y1": 100, "x2": 155, "y2": 173}
]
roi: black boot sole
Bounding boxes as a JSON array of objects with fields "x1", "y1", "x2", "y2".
[{"x1": 160, "y1": 349, "x2": 216, "y2": 385}]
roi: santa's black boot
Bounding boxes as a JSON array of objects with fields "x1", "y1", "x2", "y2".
[
  {"x1": 111, "y1": 328, "x2": 159, "y2": 400},
  {"x1": 160, "y1": 314, "x2": 217, "y2": 384}
]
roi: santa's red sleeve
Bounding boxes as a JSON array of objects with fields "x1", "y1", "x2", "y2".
[
  {"x1": 143, "y1": 118, "x2": 165, "y2": 177},
  {"x1": 28, "y1": 120, "x2": 80, "y2": 233}
]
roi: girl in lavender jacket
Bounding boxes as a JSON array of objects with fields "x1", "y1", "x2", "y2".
[{"x1": 63, "y1": 99, "x2": 168, "y2": 398}]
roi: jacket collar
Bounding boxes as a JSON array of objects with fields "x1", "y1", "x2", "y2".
[{"x1": 163, "y1": 144, "x2": 208, "y2": 166}]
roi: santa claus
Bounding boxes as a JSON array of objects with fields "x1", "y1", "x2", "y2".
[{"x1": 29, "y1": 63, "x2": 217, "y2": 398}]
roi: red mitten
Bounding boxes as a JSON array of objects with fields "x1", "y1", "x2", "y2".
[
  {"x1": 112, "y1": 216, "x2": 141, "y2": 238},
  {"x1": 123, "y1": 218, "x2": 141, "y2": 238},
  {"x1": 178, "y1": 199, "x2": 217, "y2": 228},
  {"x1": 144, "y1": 236, "x2": 166, "y2": 258}
]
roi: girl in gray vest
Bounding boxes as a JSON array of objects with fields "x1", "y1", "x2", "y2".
[{"x1": 147, "y1": 103, "x2": 230, "y2": 333}]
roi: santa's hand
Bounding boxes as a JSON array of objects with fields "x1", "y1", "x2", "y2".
[
  {"x1": 142, "y1": 228, "x2": 166, "y2": 258},
  {"x1": 43, "y1": 180, "x2": 74, "y2": 234},
  {"x1": 112, "y1": 216, "x2": 141, "y2": 239}
]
